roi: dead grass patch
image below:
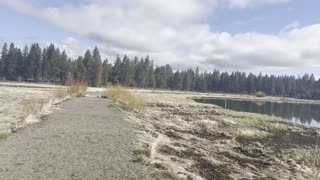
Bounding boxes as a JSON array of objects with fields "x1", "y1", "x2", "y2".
[
  {"x1": 53, "y1": 88, "x2": 69, "y2": 99},
  {"x1": 133, "y1": 148, "x2": 151, "y2": 164},
  {"x1": 69, "y1": 81, "x2": 88, "y2": 97},
  {"x1": 22, "y1": 100, "x2": 44, "y2": 118},
  {"x1": 296, "y1": 148, "x2": 320, "y2": 167},
  {"x1": 104, "y1": 85, "x2": 146, "y2": 112}
]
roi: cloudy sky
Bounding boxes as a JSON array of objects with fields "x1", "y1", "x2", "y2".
[{"x1": 0, "y1": 0, "x2": 320, "y2": 77}]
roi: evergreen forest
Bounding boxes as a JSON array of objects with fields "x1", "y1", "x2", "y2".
[{"x1": 1, "y1": 42, "x2": 320, "y2": 100}]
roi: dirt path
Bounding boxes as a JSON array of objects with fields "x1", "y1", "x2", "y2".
[{"x1": 0, "y1": 97, "x2": 151, "y2": 180}]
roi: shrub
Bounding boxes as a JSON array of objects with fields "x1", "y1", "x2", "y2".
[
  {"x1": 104, "y1": 85, "x2": 146, "y2": 112},
  {"x1": 255, "y1": 91, "x2": 266, "y2": 97}
]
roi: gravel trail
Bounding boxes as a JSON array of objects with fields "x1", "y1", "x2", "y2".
[{"x1": 0, "y1": 97, "x2": 151, "y2": 180}]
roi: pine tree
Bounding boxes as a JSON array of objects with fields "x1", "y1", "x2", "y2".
[
  {"x1": 83, "y1": 50, "x2": 95, "y2": 86},
  {"x1": 148, "y1": 60, "x2": 156, "y2": 88},
  {"x1": 102, "y1": 59, "x2": 111, "y2": 85},
  {"x1": 165, "y1": 64, "x2": 173, "y2": 89},
  {"x1": 270, "y1": 75, "x2": 276, "y2": 95},
  {"x1": 4, "y1": 43, "x2": 17, "y2": 80},
  {"x1": 173, "y1": 71, "x2": 183, "y2": 90},
  {"x1": 256, "y1": 73, "x2": 264, "y2": 91},
  {"x1": 220, "y1": 72, "x2": 231, "y2": 92},
  {"x1": 182, "y1": 69, "x2": 194, "y2": 91},
  {"x1": 22, "y1": 45, "x2": 29, "y2": 80},
  {"x1": 34, "y1": 44, "x2": 42, "y2": 81},
  {"x1": 119, "y1": 55, "x2": 130, "y2": 86},
  {"x1": 246, "y1": 73, "x2": 256, "y2": 94},
  {"x1": 74, "y1": 56, "x2": 86, "y2": 82},
  {"x1": 144, "y1": 56, "x2": 151, "y2": 87},
  {"x1": 93, "y1": 47, "x2": 102, "y2": 87},
  {"x1": 15, "y1": 48, "x2": 23, "y2": 80},
  {"x1": 27, "y1": 43, "x2": 42, "y2": 81},
  {"x1": 127, "y1": 59, "x2": 137, "y2": 87},
  {"x1": 59, "y1": 51, "x2": 69, "y2": 82},
  {"x1": 46, "y1": 44, "x2": 61, "y2": 81},
  {"x1": 41, "y1": 48, "x2": 48, "y2": 81},
  {"x1": 211, "y1": 69, "x2": 220, "y2": 92},
  {"x1": 0, "y1": 43, "x2": 8, "y2": 79},
  {"x1": 111, "y1": 55, "x2": 122, "y2": 84},
  {"x1": 134, "y1": 59, "x2": 145, "y2": 87},
  {"x1": 155, "y1": 66, "x2": 167, "y2": 89}
]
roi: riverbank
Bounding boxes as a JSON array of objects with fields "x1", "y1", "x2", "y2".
[
  {"x1": 116, "y1": 89, "x2": 320, "y2": 179},
  {"x1": 194, "y1": 93, "x2": 320, "y2": 105},
  {"x1": 125, "y1": 89, "x2": 320, "y2": 105}
]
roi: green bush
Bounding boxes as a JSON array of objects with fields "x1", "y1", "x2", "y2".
[{"x1": 255, "y1": 91, "x2": 266, "y2": 97}]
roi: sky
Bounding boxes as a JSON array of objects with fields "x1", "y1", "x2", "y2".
[{"x1": 0, "y1": 0, "x2": 320, "y2": 77}]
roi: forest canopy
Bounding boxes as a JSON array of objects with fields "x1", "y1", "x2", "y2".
[{"x1": 1, "y1": 42, "x2": 320, "y2": 100}]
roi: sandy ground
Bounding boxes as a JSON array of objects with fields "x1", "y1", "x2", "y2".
[
  {"x1": 0, "y1": 83, "x2": 64, "y2": 134},
  {"x1": 0, "y1": 97, "x2": 152, "y2": 179}
]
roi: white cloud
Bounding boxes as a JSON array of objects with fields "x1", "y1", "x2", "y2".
[
  {"x1": 280, "y1": 20, "x2": 300, "y2": 33},
  {"x1": 226, "y1": 0, "x2": 289, "y2": 8},
  {"x1": 2, "y1": 0, "x2": 320, "y2": 74},
  {"x1": 0, "y1": 36, "x2": 5, "y2": 46},
  {"x1": 50, "y1": 37, "x2": 87, "y2": 59}
]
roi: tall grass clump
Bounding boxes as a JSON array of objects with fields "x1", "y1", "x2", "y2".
[
  {"x1": 22, "y1": 100, "x2": 44, "y2": 118},
  {"x1": 53, "y1": 88, "x2": 69, "y2": 99},
  {"x1": 69, "y1": 81, "x2": 88, "y2": 97},
  {"x1": 104, "y1": 85, "x2": 146, "y2": 112}
]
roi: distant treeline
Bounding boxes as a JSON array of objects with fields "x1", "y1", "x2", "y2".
[{"x1": 1, "y1": 42, "x2": 320, "y2": 99}]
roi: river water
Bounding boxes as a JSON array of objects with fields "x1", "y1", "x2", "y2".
[{"x1": 194, "y1": 98, "x2": 320, "y2": 128}]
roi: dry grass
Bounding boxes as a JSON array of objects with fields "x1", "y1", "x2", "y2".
[
  {"x1": 104, "y1": 85, "x2": 146, "y2": 112},
  {"x1": 22, "y1": 100, "x2": 44, "y2": 118},
  {"x1": 296, "y1": 148, "x2": 320, "y2": 167},
  {"x1": 0, "y1": 133, "x2": 9, "y2": 140},
  {"x1": 69, "y1": 81, "x2": 88, "y2": 97},
  {"x1": 53, "y1": 88, "x2": 69, "y2": 99},
  {"x1": 53, "y1": 81, "x2": 87, "y2": 99},
  {"x1": 133, "y1": 148, "x2": 151, "y2": 164}
]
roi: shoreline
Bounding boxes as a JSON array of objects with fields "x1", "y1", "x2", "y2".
[
  {"x1": 193, "y1": 95, "x2": 320, "y2": 105},
  {"x1": 127, "y1": 88, "x2": 320, "y2": 105},
  {"x1": 122, "y1": 89, "x2": 320, "y2": 179}
]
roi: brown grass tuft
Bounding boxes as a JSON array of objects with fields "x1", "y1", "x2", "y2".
[
  {"x1": 104, "y1": 85, "x2": 146, "y2": 112},
  {"x1": 69, "y1": 81, "x2": 88, "y2": 97},
  {"x1": 21, "y1": 100, "x2": 44, "y2": 117},
  {"x1": 53, "y1": 88, "x2": 69, "y2": 99}
]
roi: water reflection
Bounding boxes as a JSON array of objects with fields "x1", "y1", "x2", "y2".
[{"x1": 195, "y1": 99, "x2": 320, "y2": 128}]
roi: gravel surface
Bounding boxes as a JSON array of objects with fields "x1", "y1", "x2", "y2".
[{"x1": 0, "y1": 97, "x2": 152, "y2": 180}]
